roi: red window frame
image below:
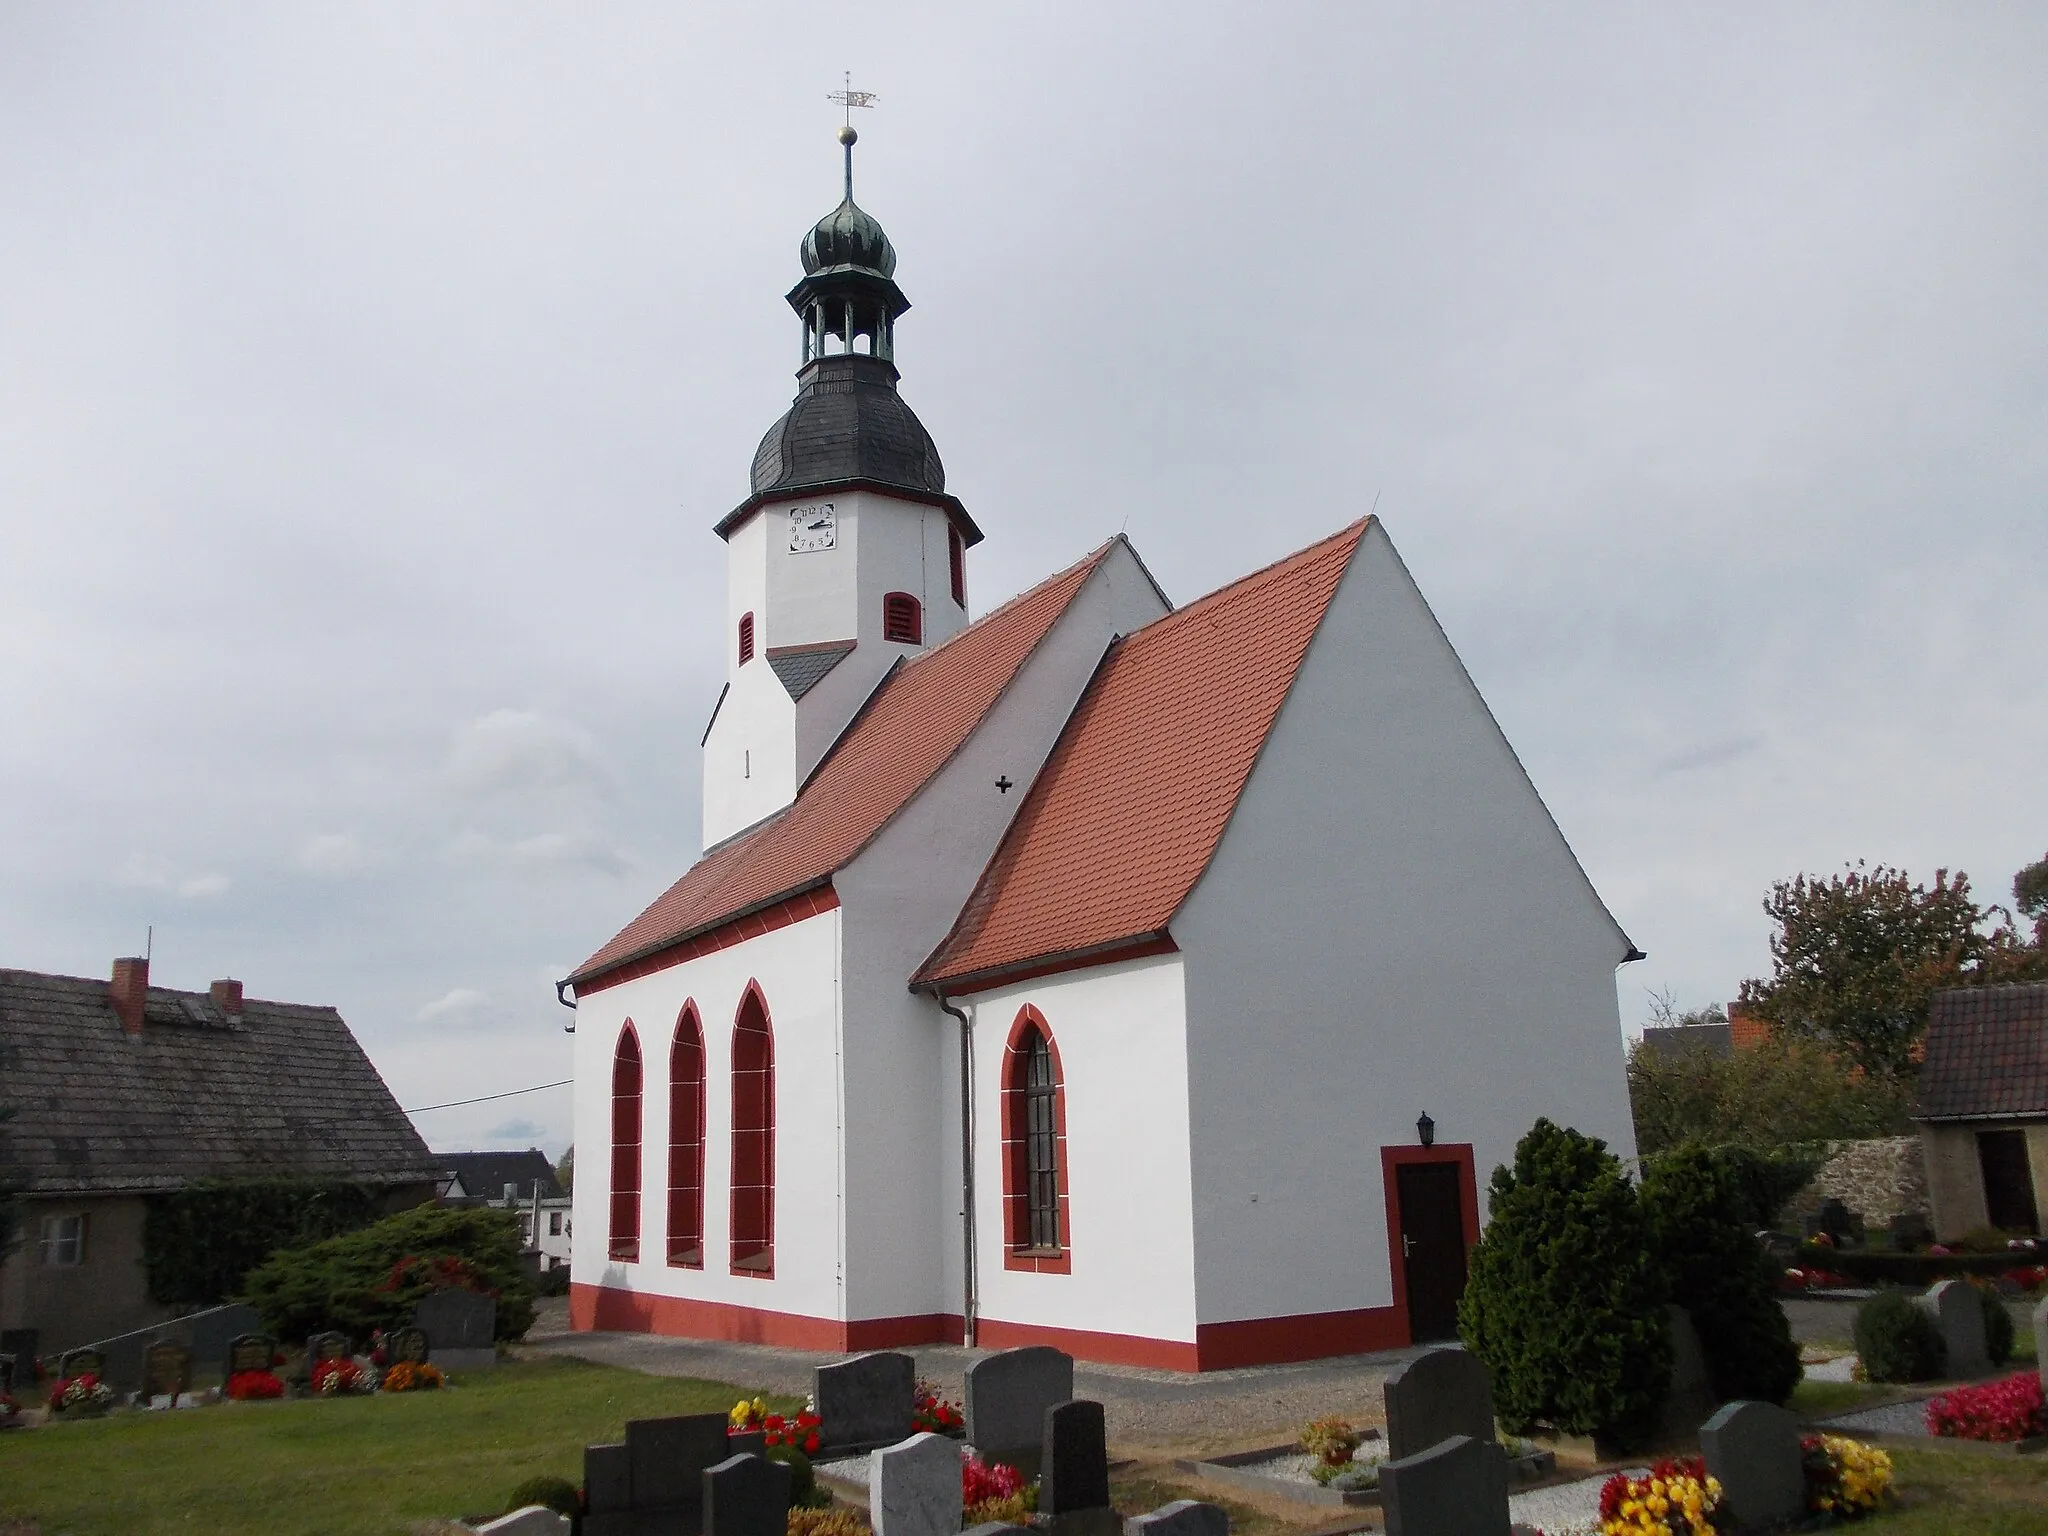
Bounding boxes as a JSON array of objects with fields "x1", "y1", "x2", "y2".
[
  {"x1": 948, "y1": 525, "x2": 966, "y2": 609},
  {"x1": 667, "y1": 1004, "x2": 706, "y2": 1267},
  {"x1": 730, "y1": 983, "x2": 776, "y2": 1276},
  {"x1": 608, "y1": 1024, "x2": 643, "y2": 1261},
  {"x1": 1001, "y1": 1005, "x2": 1071, "y2": 1273},
  {"x1": 882, "y1": 591, "x2": 922, "y2": 644},
  {"x1": 737, "y1": 611, "x2": 755, "y2": 665}
]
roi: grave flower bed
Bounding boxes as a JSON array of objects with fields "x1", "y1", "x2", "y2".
[
  {"x1": 1926, "y1": 1371, "x2": 2048, "y2": 1442},
  {"x1": 311, "y1": 1357, "x2": 378, "y2": 1395},
  {"x1": 730, "y1": 1396, "x2": 770, "y2": 1432},
  {"x1": 49, "y1": 1373, "x2": 116, "y2": 1416},
  {"x1": 1802, "y1": 1434, "x2": 1892, "y2": 1518},
  {"x1": 226, "y1": 1369, "x2": 287, "y2": 1401},
  {"x1": 380, "y1": 1361, "x2": 444, "y2": 1393},
  {"x1": 913, "y1": 1378, "x2": 963, "y2": 1436},
  {"x1": 962, "y1": 1451, "x2": 1037, "y2": 1524},
  {"x1": 1597, "y1": 1456, "x2": 1722, "y2": 1536},
  {"x1": 0, "y1": 1389, "x2": 21, "y2": 1427},
  {"x1": 1298, "y1": 1414, "x2": 1362, "y2": 1466}
]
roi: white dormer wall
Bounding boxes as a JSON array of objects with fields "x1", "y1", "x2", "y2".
[{"x1": 702, "y1": 488, "x2": 973, "y2": 847}]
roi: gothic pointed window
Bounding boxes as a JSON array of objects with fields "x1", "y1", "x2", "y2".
[
  {"x1": 608, "y1": 1025, "x2": 643, "y2": 1261},
  {"x1": 883, "y1": 592, "x2": 922, "y2": 644},
  {"x1": 730, "y1": 986, "x2": 776, "y2": 1275},
  {"x1": 668, "y1": 1005, "x2": 706, "y2": 1267},
  {"x1": 1002, "y1": 1007, "x2": 1070, "y2": 1272}
]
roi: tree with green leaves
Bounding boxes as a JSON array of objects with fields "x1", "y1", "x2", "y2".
[
  {"x1": 1626, "y1": 1035, "x2": 1915, "y2": 1156},
  {"x1": 2016, "y1": 854, "x2": 2048, "y2": 944},
  {"x1": 555, "y1": 1144, "x2": 574, "y2": 1194},
  {"x1": 1737, "y1": 861, "x2": 2042, "y2": 1081}
]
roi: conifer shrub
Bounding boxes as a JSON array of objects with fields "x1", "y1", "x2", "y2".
[
  {"x1": 1981, "y1": 1283, "x2": 2016, "y2": 1366},
  {"x1": 1641, "y1": 1145, "x2": 1801, "y2": 1403},
  {"x1": 1854, "y1": 1290, "x2": 1946, "y2": 1383},
  {"x1": 768, "y1": 1446, "x2": 830, "y2": 1508},
  {"x1": 1457, "y1": 1118, "x2": 1672, "y2": 1450},
  {"x1": 506, "y1": 1475, "x2": 581, "y2": 1525}
]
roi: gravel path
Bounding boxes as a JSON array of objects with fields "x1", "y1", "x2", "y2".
[
  {"x1": 1507, "y1": 1467, "x2": 1640, "y2": 1536},
  {"x1": 1821, "y1": 1399, "x2": 1935, "y2": 1438}
]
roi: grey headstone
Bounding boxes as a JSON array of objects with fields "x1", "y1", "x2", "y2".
[
  {"x1": 60, "y1": 1346, "x2": 105, "y2": 1379},
  {"x1": 142, "y1": 1339, "x2": 193, "y2": 1399},
  {"x1": 306, "y1": 1331, "x2": 352, "y2": 1367},
  {"x1": 1700, "y1": 1401, "x2": 1805, "y2": 1531},
  {"x1": 1125, "y1": 1501, "x2": 1230, "y2": 1536},
  {"x1": 1042, "y1": 1400, "x2": 1110, "y2": 1516},
  {"x1": 871, "y1": 1431, "x2": 963, "y2": 1536},
  {"x1": 1382, "y1": 1347, "x2": 1496, "y2": 1462},
  {"x1": 816, "y1": 1350, "x2": 917, "y2": 1451},
  {"x1": 415, "y1": 1288, "x2": 497, "y2": 1350},
  {"x1": 0, "y1": 1353, "x2": 15, "y2": 1394},
  {"x1": 966, "y1": 1345, "x2": 1074, "y2": 1470},
  {"x1": 704, "y1": 1451, "x2": 794, "y2": 1536},
  {"x1": 224, "y1": 1333, "x2": 275, "y2": 1377},
  {"x1": 385, "y1": 1326, "x2": 431, "y2": 1365},
  {"x1": 1889, "y1": 1211, "x2": 1932, "y2": 1250},
  {"x1": 627, "y1": 1411, "x2": 732, "y2": 1512},
  {"x1": 185, "y1": 1305, "x2": 260, "y2": 1369},
  {"x1": 1380, "y1": 1435, "x2": 1510, "y2": 1536},
  {"x1": 1659, "y1": 1305, "x2": 1719, "y2": 1437},
  {"x1": 728, "y1": 1428, "x2": 768, "y2": 1458},
  {"x1": 475, "y1": 1510, "x2": 574, "y2": 1536},
  {"x1": 1919, "y1": 1280, "x2": 1989, "y2": 1378},
  {"x1": 585, "y1": 1442, "x2": 634, "y2": 1513}
]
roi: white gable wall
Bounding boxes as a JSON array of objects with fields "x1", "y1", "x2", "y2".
[
  {"x1": 569, "y1": 908, "x2": 846, "y2": 1323},
  {"x1": 1173, "y1": 521, "x2": 1636, "y2": 1328},
  {"x1": 834, "y1": 541, "x2": 1172, "y2": 1325}
]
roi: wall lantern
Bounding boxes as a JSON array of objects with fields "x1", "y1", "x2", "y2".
[{"x1": 1416, "y1": 1111, "x2": 1436, "y2": 1148}]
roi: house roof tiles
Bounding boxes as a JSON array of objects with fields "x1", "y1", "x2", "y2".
[
  {"x1": 1916, "y1": 983, "x2": 2048, "y2": 1121},
  {"x1": 916, "y1": 520, "x2": 1367, "y2": 990}
]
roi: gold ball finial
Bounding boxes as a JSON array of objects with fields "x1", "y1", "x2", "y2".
[{"x1": 837, "y1": 125, "x2": 858, "y2": 147}]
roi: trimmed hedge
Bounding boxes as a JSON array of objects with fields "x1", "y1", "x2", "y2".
[
  {"x1": 1796, "y1": 1246, "x2": 2026, "y2": 1285},
  {"x1": 142, "y1": 1179, "x2": 388, "y2": 1306},
  {"x1": 1855, "y1": 1290, "x2": 1946, "y2": 1383},
  {"x1": 240, "y1": 1203, "x2": 536, "y2": 1342}
]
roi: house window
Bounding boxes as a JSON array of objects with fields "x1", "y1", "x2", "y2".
[
  {"x1": 1002, "y1": 1007, "x2": 1069, "y2": 1270},
  {"x1": 548, "y1": 1211, "x2": 563, "y2": 1237},
  {"x1": 882, "y1": 591, "x2": 922, "y2": 644},
  {"x1": 730, "y1": 985, "x2": 776, "y2": 1275},
  {"x1": 668, "y1": 1003, "x2": 707, "y2": 1267},
  {"x1": 948, "y1": 525, "x2": 966, "y2": 609},
  {"x1": 738, "y1": 612, "x2": 756, "y2": 665},
  {"x1": 609, "y1": 1024, "x2": 643, "y2": 1260},
  {"x1": 38, "y1": 1214, "x2": 88, "y2": 1267}
]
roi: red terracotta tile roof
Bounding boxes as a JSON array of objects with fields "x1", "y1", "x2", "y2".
[
  {"x1": 916, "y1": 520, "x2": 1368, "y2": 991},
  {"x1": 1916, "y1": 983, "x2": 2048, "y2": 1120},
  {"x1": 571, "y1": 544, "x2": 1120, "y2": 987}
]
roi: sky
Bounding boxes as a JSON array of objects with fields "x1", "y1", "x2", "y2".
[{"x1": 3, "y1": 5, "x2": 2044, "y2": 1160}]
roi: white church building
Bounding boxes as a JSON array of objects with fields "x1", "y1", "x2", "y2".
[{"x1": 564, "y1": 132, "x2": 1640, "y2": 1369}]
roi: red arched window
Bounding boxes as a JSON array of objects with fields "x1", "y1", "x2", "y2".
[
  {"x1": 667, "y1": 1004, "x2": 706, "y2": 1267},
  {"x1": 738, "y1": 611, "x2": 756, "y2": 665},
  {"x1": 948, "y1": 526, "x2": 966, "y2": 609},
  {"x1": 1001, "y1": 1006, "x2": 1070, "y2": 1273},
  {"x1": 608, "y1": 1024, "x2": 643, "y2": 1261},
  {"x1": 882, "y1": 591, "x2": 922, "y2": 644},
  {"x1": 730, "y1": 985, "x2": 776, "y2": 1275}
]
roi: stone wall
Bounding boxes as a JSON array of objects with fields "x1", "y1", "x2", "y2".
[{"x1": 1776, "y1": 1136, "x2": 1929, "y2": 1229}]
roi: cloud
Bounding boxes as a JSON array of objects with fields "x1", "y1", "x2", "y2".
[
  {"x1": 447, "y1": 827, "x2": 632, "y2": 877},
  {"x1": 116, "y1": 854, "x2": 231, "y2": 899},
  {"x1": 444, "y1": 710, "x2": 610, "y2": 802},
  {"x1": 298, "y1": 831, "x2": 373, "y2": 875},
  {"x1": 415, "y1": 987, "x2": 489, "y2": 1023},
  {"x1": 485, "y1": 1117, "x2": 548, "y2": 1143},
  {"x1": 1653, "y1": 734, "x2": 1766, "y2": 776}
]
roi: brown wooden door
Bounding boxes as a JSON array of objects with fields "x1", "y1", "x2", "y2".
[
  {"x1": 1978, "y1": 1130, "x2": 2041, "y2": 1234},
  {"x1": 1396, "y1": 1162, "x2": 1470, "y2": 1343}
]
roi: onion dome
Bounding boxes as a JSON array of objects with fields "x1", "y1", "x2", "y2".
[{"x1": 801, "y1": 197, "x2": 896, "y2": 278}]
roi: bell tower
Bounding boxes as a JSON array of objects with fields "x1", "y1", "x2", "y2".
[{"x1": 701, "y1": 124, "x2": 982, "y2": 848}]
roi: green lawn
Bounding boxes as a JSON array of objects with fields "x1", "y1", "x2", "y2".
[
  {"x1": 1856, "y1": 1445, "x2": 2048, "y2": 1534},
  {"x1": 0, "y1": 1356, "x2": 787, "y2": 1536}
]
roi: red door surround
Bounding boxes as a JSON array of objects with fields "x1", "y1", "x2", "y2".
[{"x1": 1380, "y1": 1142, "x2": 1481, "y2": 1346}]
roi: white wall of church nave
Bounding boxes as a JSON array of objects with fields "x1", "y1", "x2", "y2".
[
  {"x1": 569, "y1": 909, "x2": 846, "y2": 1321},
  {"x1": 1172, "y1": 519, "x2": 1637, "y2": 1328},
  {"x1": 831, "y1": 541, "x2": 1174, "y2": 1324},
  {"x1": 960, "y1": 956, "x2": 1198, "y2": 1343},
  {"x1": 701, "y1": 661, "x2": 799, "y2": 849}
]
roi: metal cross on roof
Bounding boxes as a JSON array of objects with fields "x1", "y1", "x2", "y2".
[{"x1": 828, "y1": 72, "x2": 879, "y2": 128}]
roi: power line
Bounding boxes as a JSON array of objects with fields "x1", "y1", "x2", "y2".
[{"x1": 403, "y1": 1079, "x2": 573, "y2": 1114}]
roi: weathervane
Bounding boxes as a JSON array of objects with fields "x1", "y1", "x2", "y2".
[{"x1": 826, "y1": 72, "x2": 878, "y2": 197}]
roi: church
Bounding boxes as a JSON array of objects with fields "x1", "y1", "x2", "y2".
[{"x1": 564, "y1": 128, "x2": 1640, "y2": 1370}]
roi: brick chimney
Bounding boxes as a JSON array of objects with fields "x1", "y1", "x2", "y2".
[
  {"x1": 210, "y1": 978, "x2": 244, "y2": 1016},
  {"x1": 110, "y1": 956, "x2": 149, "y2": 1036}
]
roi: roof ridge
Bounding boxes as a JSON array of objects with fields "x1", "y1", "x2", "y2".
[
  {"x1": 1123, "y1": 519, "x2": 1368, "y2": 642},
  {"x1": 890, "y1": 539, "x2": 1118, "y2": 677}
]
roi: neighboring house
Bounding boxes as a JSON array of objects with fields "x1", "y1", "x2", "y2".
[
  {"x1": 1639, "y1": 1023, "x2": 1734, "y2": 1060},
  {"x1": 439, "y1": 1148, "x2": 572, "y2": 1271},
  {"x1": 0, "y1": 959, "x2": 440, "y2": 1353},
  {"x1": 1915, "y1": 982, "x2": 2048, "y2": 1240},
  {"x1": 562, "y1": 140, "x2": 1641, "y2": 1370}
]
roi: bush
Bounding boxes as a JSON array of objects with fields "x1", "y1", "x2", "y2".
[
  {"x1": 1982, "y1": 1283, "x2": 2016, "y2": 1365},
  {"x1": 143, "y1": 1180, "x2": 389, "y2": 1307},
  {"x1": 534, "y1": 1264, "x2": 572, "y2": 1298},
  {"x1": 1626, "y1": 1036, "x2": 1914, "y2": 1157},
  {"x1": 1641, "y1": 1145, "x2": 1801, "y2": 1404},
  {"x1": 507, "y1": 1475, "x2": 582, "y2": 1522},
  {"x1": 767, "y1": 1447, "x2": 828, "y2": 1509},
  {"x1": 1457, "y1": 1119, "x2": 1672, "y2": 1450},
  {"x1": 240, "y1": 1204, "x2": 535, "y2": 1342},
  {"x1": 1854, "y1": 1290, "x2": 1946, "y2": 1382}
]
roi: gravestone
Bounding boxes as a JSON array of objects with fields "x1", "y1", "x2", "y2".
[
  {"x1": 1888, "y1": 1211, "x2": 1933, "y2": 1251},
  {"x1": 60, "y1": 1346, "x2": 105, "y2": 1379},
  {"x1": 871, "y1": 1431, "x2": 963, "y2": 1536},
  {"x1": 1658, "y1": 1305, "x2": 1719, "y2": 1438},
  {"x1": 0, "y1": 1353, "x2": 15, "y2": 1395},
  {"x1": 1917, "y1": 1279, "x2": 1988, "y2": 1378},
  {"x1": 1378, "y1": 1435, "x2": 1510, "y2": 1536},
  {"x1": 627, "y1": 1412, "x2": 731, "y2": 1513},
  {"x1": 704, "y1": 1451, "x2": 794, "y2": 1536},
  {"x1": 1125, "y1": 1500, "x2": 1230, "y2": 1536},
  {"x1": 0, "y1": 1330, "x2": 37, "y2": 1369},
  {"x1": 1382, "y1": 1347, "x2": 1496, "y2": 1462},
  {"x1": 2034, "y1": 1297, "x2": 2048, "y2": 1395},
  {"x1": 143, "y1": 1339, "x2": 193, "y2": 1401},
  {"x1": 965, "y1": 1345, "x2": 1074, "y2": 1472},
  {"x1": 475, "y1": 1510, "x2": 572, "y2": 1536},
  {"x1": 1756, "y1": 1230, "x2": 1800, "y2": 1264},
  {"x1": 815, "y1": 1350, "x2": 916, "y2": 1451},
  {"x1": 187, "y1": 1305, "x2": 261, "y2": 1372},
  {"x1": 1041, "y1": 1399, "x2": 1112, "y2": 1531},
  {"x1": 1700, "y1": 1401, "x2": 1804, "y2": 1531},
  {"x1": 224, "y1": 1333, "x2": 275, "y2": 1378},
  {"x1": 306, "y1": 1331, "x2": 353, "y2": 1370},
  {"x1": 415, "y1": 1288, "x2": 497, "y2": 1372},
  {"x1": 583, "y1": 1442, "x2": 633, "y2": 1515},
  {"x1": 728, "y1": 1427, "x2": 768, "y2": 1458},
  {"x1": 385, "y1": 1326, "x2": 431, "y2": 1366}
]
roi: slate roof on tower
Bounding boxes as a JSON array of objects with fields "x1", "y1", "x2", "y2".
[
  {"x1": 570, "y1": 541, "x2": 1129, "y2": 991},
  {"x1": 916, "y1": 520, "x2": 1368, "y2": 992}
]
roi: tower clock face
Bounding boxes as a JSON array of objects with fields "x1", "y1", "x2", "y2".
[{"x1": 789, "y1": 502, "x2": 837, "y2": 552}]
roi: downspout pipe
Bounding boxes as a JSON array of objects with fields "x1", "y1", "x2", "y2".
[{"x1": 936, "y1": 991, "x2": 977, "y2": 1348}]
